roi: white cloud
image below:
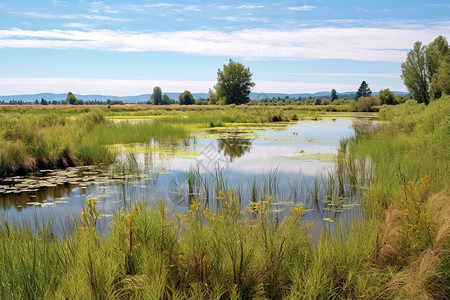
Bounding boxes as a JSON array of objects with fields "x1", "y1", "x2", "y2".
[
  {"x1": 89, "y1": 1, "x2": 119, "y2": 14},
  {"x1": 143, "y1": 3, "x2": 174, "y2": 9},
  {"x1": 236, "y1": 5, "x2": 264, "y2": 9},
  {"x1": 214, "y1": 16, "x2": 239, "y2": 22},
  {"x1": 0, "y1": 25, "x2": 448, "y2": 62},
  {"x1": 184, "y1": 5, "x2": 201, "y2": 12},
  {"x1": 84, "y1": 15, "x2": 128, "y2": 22},
  {"x1": 63, "y1": 22, "x2": 94, "y2": 29},
  {"x1": 287, "y1": 5, "x2": 315, "y2": 11},
  {"x1": 215, "y1": 4, "x2": 264, "y2": 10},
  {"x1": 9, "y1": 11, "x2": 127, "y2": 22}
]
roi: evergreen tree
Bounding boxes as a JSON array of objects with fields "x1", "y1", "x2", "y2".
[
  {"x1": 331, "y1": 89, "x2": 338, "y2": 101},
  {"x1": 356, "y1": 81, "x2": 372, "y2": 100}
]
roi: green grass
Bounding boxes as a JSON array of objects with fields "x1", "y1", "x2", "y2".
[
  {"x1": 1, "y1": 198, "x2": 384, "y2": 299},
  {"x1": 335, "y1": 96, "x2": 450, "y2": 298}
]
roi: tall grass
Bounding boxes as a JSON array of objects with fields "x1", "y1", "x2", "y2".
[
  {"x1": 1, "y1": 196, "x2": 381, "y2": 299},
  {"x1": 337, "y1": 96, "x2": 450, "y2": 298}
]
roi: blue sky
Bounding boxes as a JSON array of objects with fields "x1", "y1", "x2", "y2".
[{"x1": 0, "y1": 0, "x2": 449, "y2": 95}]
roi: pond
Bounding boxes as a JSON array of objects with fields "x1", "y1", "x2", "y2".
[{"x1": 0, "y1": 118, "x2": 369, "y2": 236}]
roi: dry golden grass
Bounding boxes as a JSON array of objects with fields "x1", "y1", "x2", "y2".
[{"x1": 376, "y1": 190, "x2": 450, "y2": 299}]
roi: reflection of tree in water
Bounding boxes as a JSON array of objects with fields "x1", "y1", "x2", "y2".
[{"x1": 217, "y1": 134, "x2": 252, "y2": 162}]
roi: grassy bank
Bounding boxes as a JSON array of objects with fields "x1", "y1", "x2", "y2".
[{"x1": 339, "y1": 96, "x2": 450, "y2": 298}]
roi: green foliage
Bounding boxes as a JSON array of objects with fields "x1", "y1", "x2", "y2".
[
  {"x1": 178, "y1": 90, "x2": 194, "y2": 105},
  {"x1": 352, "y1": 96, "x2": 380, "y2": 112},
  {"x1": 425, "y1": 35, "x2": 449, "y2": 81},
  {"x1": 401, "y1": 41, "x2": 429, "y2": 104},
  {"x1": 194, "y1": 98, "x2": 208, "y2": 105},
  {"x1": 66, "y1": 92, "x2": 83, "y2": 105},
  {"x1": 108, "y1": 100, "x2": 124, "y2": 105},
  {"x1": 395, "y1": 94, "x2": 409, "y2": 104},
  {"x1": 356, "y1": 81, "x2": 372, "y2": 100},
  {"x1": 400, "y1": 176, "x2": 437, "y2": 257},
  {"x1": 353, "y1": 96, "x2": 450, "y2": 203},
  {"x1": 429, "y1": 54, "x2": 450, "y2": 101},
  {"x1": 402, "y1": 36, "x2": 449, "y2": 104},
  {"x1": 213, "y1": 59, "x2": 255, "y2": 105},
  {"x1": 378, "y1": 88, "x2": 395, "y2": 105},
  {"x1": 161, "y1": 94, "x2": 175, "y2": 105},
  {"x1": 331, "y1": 89, "x2": 338, "y2": 101},
  {"x1": 150, "y1": 86, "x2": 163, "y2": 105}
]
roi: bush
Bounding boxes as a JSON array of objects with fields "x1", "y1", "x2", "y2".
[{"x1": 352, "y1": 97, "x2": 381, "y2": 112}]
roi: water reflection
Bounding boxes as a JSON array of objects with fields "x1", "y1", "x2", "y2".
[{"x1": 217, "y1": 134, "x2": 252, "y2": 162}]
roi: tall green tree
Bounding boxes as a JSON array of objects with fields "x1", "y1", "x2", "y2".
[
  {"x1": 429, "y1": 55, "x2": 450, "y2": 100},
  {"x1": 161, "y1": 94, "x2": 175, "y2": 105},
  {"x1": 425, "y1": 35, "x2": 449, "y2": 80},
  {"x1": 356, "y1": 81, "x2": 372, "y2": 100},
  {"x1": 378, "y1": 88, "x2": 395, "y2": 105},
  {"x1": 150, "y1": 86, "x2": 162, "y2": 105},
  {"x1": 401, "y1": 41, "x2": 429, "y2": 104},
  {"x1": 213, "y1": 59, "x2": 255, "y2": 105},
  {"x1": 330, "y1": 89, "x2": 338, "y2": 101},
  {"x1": 179, "y1": 90, "x2": 194, "y2": 105},
  {"x1": 66, "y1": 92, "x2": 77, "y2": 105}
]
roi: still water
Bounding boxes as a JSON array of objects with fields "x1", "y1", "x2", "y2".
[{"x1": 0, "y1": 118, "x2": 367, "y2": 234}]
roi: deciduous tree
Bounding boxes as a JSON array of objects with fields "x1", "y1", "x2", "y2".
[
  {"x1": 179, "y1": 90, "x2": 194, "y2": 105},
  {"x1": 401, "y1": 36, "x2": 449, "y2": 104},
  {"x1": 150, "y1": 86, "x2": 162, "y2": 105},
  {"x1": 429, "y1": 55, "x2": 450, "y2": 100},
  {"x1": 378, "y1": 88, "x2": 395, "y2": 105},
  {"x1": 213, "y1": 59, "x2": 255, "y2": 105}
]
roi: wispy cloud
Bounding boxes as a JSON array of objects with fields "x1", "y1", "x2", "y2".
[
  {"x1": 0, "y1": 24, "x2": 447, "y2": 62},
  {"x1": 428, "y1": 3, "x2": 450, "y2": 8},
  {"x1": 63, "y1": 23, "x2": 94, "y2": 29},
  {"x1": 89, "y1": 1, "x2": 119, "y2": 14},
  {"x1": 237, "y1": 5, "x2": 264, "y2": 9},
  {"x1": 287, "y1": 5, "x2": 315, "y2": 11},
  {"x1": 184, "y1": 5, "x2": 201, "y2": 12},
  {"x1": 143, "y1": 3, "x2": 174, "y2": 9},
  {"x1": 213, "y1": 16, "x2": 267, "y2": 22},
  {"x1": 84, "y1": 15, "x2": 128, "y2": 22},
  {"x1": 215, "y1": 4, "x2": 264, "y2": 10},
  {"x1": 9, "y1": 10, "x2": 128, "y2": 22}
]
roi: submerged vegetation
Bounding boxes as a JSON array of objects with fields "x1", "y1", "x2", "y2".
[{"x1": 0, "y1": 95, "x2": 449, "y2": 299}]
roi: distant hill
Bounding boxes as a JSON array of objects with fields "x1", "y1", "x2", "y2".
[{"x1": 0, "y1": 91, "x2": 409, "y2": 103}]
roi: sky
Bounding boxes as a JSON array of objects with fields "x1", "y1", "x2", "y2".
[{"x1": 0, "y1": 0, "x2": 449, "y2": 96}]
